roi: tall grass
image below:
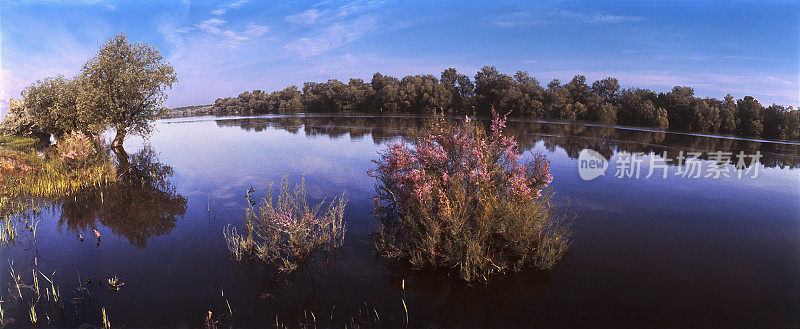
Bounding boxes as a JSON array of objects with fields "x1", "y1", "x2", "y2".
[
  {"x1": 371, "y1": 110, "x2": 571, "y2": 281},
  {"x1": 224, "y1": 177, "x2": 347, "y2": 271},
  {"x1": 0, "y1": 131, "x2": 116, "y2": 247},
  {"x1": 1, "y1": 132, "x2": 116, "y2": 199}
]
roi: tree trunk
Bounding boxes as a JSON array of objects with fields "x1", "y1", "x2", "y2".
[
  {"x1": 112, "y1": 145, "x2": 130, "y2": 181},
  {"x1": 112, "y1": 129, "x2": 127, "y2": 149}
]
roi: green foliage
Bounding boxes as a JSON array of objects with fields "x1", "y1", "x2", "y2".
[
  {"x1": 735, "y1": 96, "x2": 765, "y2": 136},
  {"x1": 1, "y1": 143, "x2": 116, "y2": 200},
  {"x1": 0, "y1": 99, "x2": 50, "y2": 139},
  {"x1": 200, "y1": 65, "x2": 799, "y2": 141},
  {"x1": 3, "y1": 33, "x2": 176, "y2": 149},
  {"x1": 0, "y1": 135, "x2": 40, "y2": 150},
  {"x1": 224, "y1": 178, "x2": 347, "y2": 271},
  {"x1": 79, "y1": 33, "x2": 177, "y2": 147},
  {"x1": 20, "y1": 76, "x2": 90, "y2": 137},
  {"x1": 718, "y1": 95, "x2": 738, "y2": 134}
]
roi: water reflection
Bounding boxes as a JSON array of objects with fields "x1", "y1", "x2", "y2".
[
  {"x1": 1, "y1": 114, "x2": 796, "y2": 327},
  {"x1": 56, "y1": 147, "x2": 187, "y2": 247},
  {"x1": 215, "y1": 114, "x2": 800, "y2": 169}
]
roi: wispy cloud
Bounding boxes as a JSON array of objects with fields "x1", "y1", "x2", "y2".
[
  {"x1": 766, "y1": 76, "x2": 794, "y2": 87},
  {"x1": 196, "y1": 18, "x2": 268, "y2": 46},
  {"x1": 157, "y1": 23, "x2": 193, "y2": 59},
  {"x1": 286, "y1": 9, "x2": 324, "y2": 25},
  {"x1": 494, "y1": 9, "x2": 643, "y2": 27},
  {"x1": 286, "y1": 15, "x2": 377, "y2": 58},
  {"x1": 557, "y1": 10, "x2": 643, "y2": 24},
  {"x1": 284, "y1": 1, "x2": 385, "y2": 58},
  {"x1": 494, "y1": 11, "x2": 549, "y2": 27},
  {"x1": 210, "y1": 0, "x2": 248, "y2": 16}
]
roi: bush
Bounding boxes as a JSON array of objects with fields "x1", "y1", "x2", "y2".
[
  {"x1": 55, "y1": 131, "x2": 102, "y2": 170},
  {"x1": 225, "y1": 178, "x2": 347, "y2": 271},
  {"x1": 371, "y1": 111, "x2": 570, "y2": 281}
]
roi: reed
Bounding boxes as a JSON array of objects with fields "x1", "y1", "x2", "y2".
[
  {"x1": 224, "y1": 177, "x2": 347, "y2": 271},
  {"x1": 3, "y1": 261, "x2": 65, "y2": 327},
  {"x1": 102, "y1": 307, "x2": 111, "y2": 329}
]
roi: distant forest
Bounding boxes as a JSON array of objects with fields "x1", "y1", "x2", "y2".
[{"x1": 180, "y1": 66, "x2": 800, "y2": 140}]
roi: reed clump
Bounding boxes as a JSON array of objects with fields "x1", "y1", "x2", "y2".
[
  {"x1": 371, "y1": 111, "x2": 571, "y2": 281},
  {"x1": 225, "y1": 178, "x2": 347, "y2": 271}
]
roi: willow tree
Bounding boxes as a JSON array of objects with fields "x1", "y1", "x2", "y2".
[
  {"x1": 20, "y1": 76, "x2": 83, "y2": 137},
  {"x1": 79, "y1": 34, "x2": 176, "y2": 149}
]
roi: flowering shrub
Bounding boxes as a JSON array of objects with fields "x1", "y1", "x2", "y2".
[
  {"x1": 55, "y1": 131, "x2": 101, "y2": 170},
  {"x1": 225, "y1": 178, "x2": 347, "y2": 271},
  {"x1": 371, "y1": 111, "x2": 570, "y2": 281}
]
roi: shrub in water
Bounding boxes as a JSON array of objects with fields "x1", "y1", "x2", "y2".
[
  {"x1": 371, "y1": 111, "x2": 570, "y2": 281},
  {"x1": 225, "y1": 178, "x2": 347, "y2": 271}
]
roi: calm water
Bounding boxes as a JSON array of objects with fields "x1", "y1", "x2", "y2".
[{"x1": 2, "y1": 113, "x2": 799, "y2": 328}]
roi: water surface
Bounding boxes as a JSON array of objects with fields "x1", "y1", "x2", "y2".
[{"x1": 3, "y1": 113, "x2": 799, "y2": 328}]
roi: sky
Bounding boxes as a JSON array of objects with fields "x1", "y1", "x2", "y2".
[{"x1": 1, "y1": 0, "x2": 798, "y2": 118}]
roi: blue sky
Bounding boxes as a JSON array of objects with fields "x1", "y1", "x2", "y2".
[{"x1": 2, "y1": 0, "x2": 798, "y2": 118}]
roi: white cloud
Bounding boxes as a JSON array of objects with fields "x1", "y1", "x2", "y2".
[
  {"x1": 335, "y1": 0, "x2": 384, "y2": 17},
  {"x1": 557, "y1": 10, "x2": 643, "y2": 24},
  {"x1": 197, "y1": 18, "x2": 226, "y2": 34},
  {"x1": 243, "y1": 23, "x2": 269, "y2": 38},
  {"x1": 196, "y1": 18, "x2": 268, "y2": 46},
  {"x1": 210, "y1": 0, "x2": 248, "y2": 16},
  {"x1": 158, "y1": 23, "x2": 193, "y2": 59},
  {"x1": 494, "y1": 11, "x2": 549, "y2": 27},
  {"x1": 286, "y1": 9, "x2": 324, "y2": 25},
  {"x1": 494, "y1": 9, "x2": 643, "y2": 27},
  {"x1": 286, "y1": 15, "x2": 377, "y2": 58}
]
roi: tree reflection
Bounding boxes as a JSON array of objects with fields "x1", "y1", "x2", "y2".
[
  {"x1": 57, "y1": 146, "x2": 187, "y2": 247},
  {"x1": 217, "y1": 114, "x2": 800, "y2": 169}
]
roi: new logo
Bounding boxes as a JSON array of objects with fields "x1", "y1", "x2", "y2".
[{"x1": 578, "y1": 149, "x2": 608, "y2": 180}]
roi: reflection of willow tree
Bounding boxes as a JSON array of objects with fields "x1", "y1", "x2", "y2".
[
  {"x1": 57, "y1": 147, "x2": 187, "y2": 247},
  {"x1": 217, "y1": 114, "x2": 800, "y2": 169}
]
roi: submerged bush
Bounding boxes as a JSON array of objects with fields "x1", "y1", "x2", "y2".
[
  {"x1": 371, "y1": 111, "x2": 570, "y2": 281},
  {"x1": 225, "y1": 178, "x2": 347, "y2": 271}
]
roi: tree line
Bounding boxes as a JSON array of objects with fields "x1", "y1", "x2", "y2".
[
  {"x1": 216, "y1": 115, "x2": 800, "y2": 169},
  {"x1": 207, "y1": 66, "x2": 800, "y2": 140}
]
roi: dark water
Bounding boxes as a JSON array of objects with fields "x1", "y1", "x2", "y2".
[{"x1": 2, "y1": 114, "x2": 799, "y2": 328}]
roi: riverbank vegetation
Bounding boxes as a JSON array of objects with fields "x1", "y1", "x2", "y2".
[
  {"x1": 0, "y1": 32, "x2": 178, "y2": 247},
  {"x1": 200, "y1": 67, "x2": 800, "y2": 140},
  {"x1": 0, "y1": 33, "x2": 176, "y2": 150},
  {"x1": 224, "y1": 178, "x2": 347, "y2": 272},
  {"x1": 0, "y1": 131, "x2": 117, "y2": 246},
  {"x1": 371, "y1": 111, "x2": 570, "y2": 281}
]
